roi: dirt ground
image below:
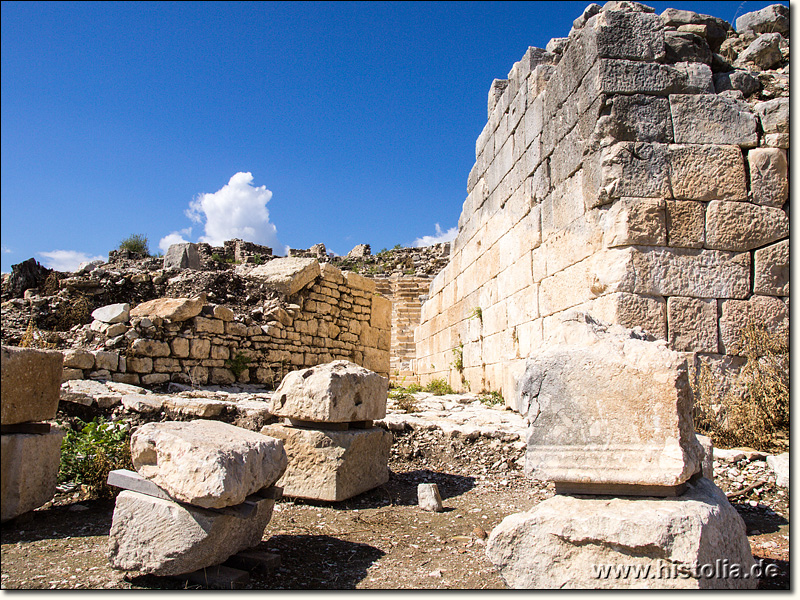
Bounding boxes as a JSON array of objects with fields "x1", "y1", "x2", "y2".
[{"x1": 0, "y1": 427, "x2": 790, "y2": 590}]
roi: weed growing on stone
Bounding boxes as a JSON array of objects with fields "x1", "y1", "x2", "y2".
[
  {"x1": 226, "y1": 352, "x2": 252, "y2": 378},
  {"x1": 424, "y1": 378, "x2": 455, "y2": 395},
  {"x1": 477, "y1": 390, "x2": 504, "y2": 407},
  {"x1": 389, "y1": 389, "x2": 419, "y2": 413}
]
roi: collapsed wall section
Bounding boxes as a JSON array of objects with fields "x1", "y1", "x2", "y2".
[{"x1": 414, "y1": 3, "x2": 789, "y2": 408}]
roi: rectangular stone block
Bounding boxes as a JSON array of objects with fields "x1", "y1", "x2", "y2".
[
  {"x1": 246, "y1": 257, "x2": 320, "y2": 296},
  {"x1": 584, "y1": 9, "x2": 665, "y2": 62},
  {"x1": 667, "y1": 296, "x2": 718, "y2": 353},
  {"x1": 370, "y1": 295, "x2": 391, "y2": 331},
  {"x1": 605, "y1": 94, "x2": 673, "y2": 143},
  {"x1": 603, "y1": 198, "x2": 666, "y2": 248},
  {"x1": 260, "y1": 425, "x2": 392, "y2": 502},
  {"x1": 666, "y1": 200, "x2": 704, "y2": 248},
  {"x1": 748, "y1": 148, "x2": 788, "y2": 207},
  {"x1": 194, "y1": 316, "x2": 225, "y2": 335},
  {"x1": 1, "y1": 346, "x2": 63, "y2": 425},
  {"x1": 583, "y1": 143, "x2": 670, "y2": 208},
  {"x1": 1, "y1": 429, "x2": 64, "y2": 522},
  {"x1": 669, "y1": 144, "x2": 747, "y2": 201},
  {"x1": 669, "y1": 94, "x2": 757, "y2": 147},
  {"x1": 705, "y1": 200, "x2": 788, "y2": 251},
  {"x1": 719, "y1": 296, "x2": 788, "y2": 355},
  {"x1": 580, "y1": 291, "x2": 667, "y2": 340},
  {"x1": 754, "y1": 240, "x2": 789, "y2": 296}
]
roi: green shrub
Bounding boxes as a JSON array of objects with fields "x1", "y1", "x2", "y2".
[
  {"x1": 226, "y1": 352, "x2": 252, "y2": 378},
  {"x1": 477, "y1": 390, "x2": 504, "y2": 407},
  {"x1": 59, "y1": 417, "x2": 133, "y2": 499},
  {"x1": 424, "y1": 378, "x2": 455, "y2": 395},
  {"x1": 118, "y1": 234, "x2": 150, "y2": 256}
]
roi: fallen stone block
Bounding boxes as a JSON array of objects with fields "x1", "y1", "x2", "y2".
[
  {"x1": 163, "y1": 243, "x2": 201, "y2": 270},
  {"x1": 244, "y1": 257, "x2": 320, "y2": 296},
  {"x1": 61, "y1": 379, "x2": 120, "y2": 408},
  {"x1": 1, "y1": 429, "x2": 64, "y2": 522},
  {"x1": 91, "y1": 303, "x2": 131, "y2": 324},
  {"x1": 766, "y1": 453, "x2": 788, "y2": 488},
  {"x1": 121, "y1": 393, "x2": 164, "y2": 413},
  {"x1": 418, "y1": 483, "x2": 444, "y2": 512},
  {"x1": 271, "y1": 360, "x2": 388, "y2": 423},
  {"x1": 260, "y1": 424, "x2": 392, "y2": 502},
  {"x1": 131, "y1": 420, "x2": 287, "y2": 509},
  {"x1": 486, "y1": 477, "x2": 756, "y2": 589},
  {"x1": 1, "y1": 345, "x2": 63, "y2": 425},
  {"x1": 519, "y1": 314, "x2": 703, "y2": 491},
  {"x1": 108, "y1": 490, "x2": 275, "y2": 576},
  {"x1": 736, "y1": 33, "x2": 784, "y2": 70},
  {"x1": 129, "y1": 295, "x2": 205, "y2": 322},
  {"x1": 735, "y1": 3, "x2": 789, "y2": 36}
]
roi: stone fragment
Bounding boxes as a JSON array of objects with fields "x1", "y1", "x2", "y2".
[
  {"x1": 736, "y1": 33, "x2": 783, "y2": 70},
  {"x1": 1, "y1": 346, "x2": 63, "y2": 425},
  {"x1": 91, "y1": 303, "x2": 130, "y2": 324},
  {"x1": 695, "y1": 434, "x2": 713, "y2": 480},
  {"x1": 131, "y1": 338, "x2": 171, "y2": 358},
  {"x1": 667, "y1": 296, "x2": 718, "y2": 353},
  {"x1": 754, "y1": 240, "x2": 788, "y2": 296},
  {"x1": 212, "y1": 305, "x2": 234, "y2": 321},
  {"x1": 60, "y1": 379, "x2": 118, "y2": 407},
  {"x1": 105, "y1": 322, "x2": 127, "y2": 338},
  {"x1": 766, "y1": 453, "x2": 788, "y2": 488},
  {"x1": 659, "y1": 8, "x2": 730, "y2": 52},
  {"x1": 664, "y1": 31, "x2": 712, "y2": 64},
  {"x1": 418, "y1": 483, "x2": 444, "y2": 512},
  {"x1": 486, "y1": 478, "x2": 756, "y2": 589},
  {"x1": 572, "y1": 3, "x2": 601, "y2": 29},
  {"x1": 260, "y1": 424, "x2": 392, "y2": 502},
  {"x1": 735, "y1": 4, "x2": 789, "y2": 37},
  {"x1": 748, "y1": 148, "x2": 788, "y2": 208},
  {"x1": 92, "y1": 350, "x2": 119, "y2": 371},
  {"x1": 669, "y1": 144, "x2": 747, "y2": 201},
  {"x1": 603, "y1": 198, "x2": 665, "y2": 247},
  {"x1": 718, "y1": 296, "x2": 788, "y2": 356},
  {"x1": 62, "y1": 348, "x2": 95, "y2": 370},
  {"x1": 754, "y1": 98, "x2": 788, "y2": 134},
  {"x1": 270, "y1": 360, "x2": 388, "y2": 423},
  {"x1": 131, "y1": 420, "x2": 287, "y2": 509},
  {"x1": 108, "y1": 490, "x2": 275, "y2": 576},
  {"x1": 346, "y1": 244, "x2": 371, "y2": 259},
  {"x1": 705, "y1": 201, "x2": 788, "y2": 252},
  {"x1": 246, "y1": 257, "x2": 320, "y2": 296},
  {"x1": 121, "y1": 393, "x2": 164, "y2": 413},
  {"x1": 669, "y1": 94, "x2": 757, "y2": 147},
  {"x1": 163, "y1": 243, "x2": 201, "y2": 270},
  {"x1": 666, "y1": 200, "x2": 704, "y2": 248},
  {"x1": 713, "y1": 70, "x2": 760, "y2": 97},
  {"x1": 130, "y1": 296, "x2": 205, "y2": 322},
  {"x1": 1, "y1": 429, "x2": 65, "y2": 522},
  {"x1": 519, "y1": 314, "x2": 703, "y2": 489}
]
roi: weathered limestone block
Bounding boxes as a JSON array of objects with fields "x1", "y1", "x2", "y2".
[
  {"x1": 736, "y1": 33, "x2": 784, "y2": 70},
  {"x1": 260, "y1": 425, "x2": 392, "y2": 502},
  {"x1": 130, "y1": 296, "x2": 204, "y2": 322},
  {"x1": 584, "y1": 143, "x2": 670, "y2": 208},
  {"x1": 108, "y1": 491, "x2": 275, "y2": 576},
  {"x1": 209, "y1": 367, "x2": 236, "y2": 385},
  {"x1": 486, "y1": 477, "x2": 756, "y2": 589},
  {"x1": 92, "y1": 350, "x2": 119, "y2": 371},
  {"x1": 748, "y1": 148, "x2": 788, "y2": 208},
  {"x1": 1, "y1": 429, "x2": 64, "y2": 522},
  {"x1": 735, "y1": 3, "x2": 789, "y2": 36},
  {"x1": 212, "y1": 304, "x2": 234, "y2": 321},
  {"x1": 580, "y1": 292, "x2": 667, "y2": 340},
  {"x1": 754, "y1": 240, "x2": 789, "y2": 296},
  {"x1": 664, "y1": 31, "x2": 712, "y2": 65},
  {"x1": 194, "y1": 316, "x2": 225, "y2": 334},
  {"x1": 1, "y1": 346, "x2": 63, "y2": 425},
  {"x1": 519, "y1": 314, "x2": 703, "y2": 489},
  {"x1": 602, "y1": 94, "x2": 673, "y2": 143},
  {"x1": 163, "y1": 397, "x2": 228, "y2": 419},
  {"x1": 594, "y1": 59, "x2": 711, "y2": 96},
  {"x1": 105, "y1": 323, "x2": 127, "y2": 338},
  {"x1": 163, "y1": 243, "x2": 201, "y2": 270},
  {"x1": 126, "y1": 356, "x2": 153, "y2": 374},
  {"x1": 122, "y1": 393, "x2": 164, "y2": 413},
  {"x1": 170, "y1": 337, "x2": 190, "y2": 358},
  {"x1": 766, "y1": 453, "x2": 789, "y2": 488},
  {"x1": 705, "y1": 201, "x2": 788, "y2": 252},
  {"x1": 131, "y1": 420, "x2": 287, "y2": 509},
  {"x1": 271, "y1": 360, "x2": 387, "y2": 422},
  {"x1": 91, "y1": 303, "x2": 131, "y2": 324},
  {"x1": 718, "y1": 296, "x2": 788, "y2": 356},
  {"x1": 363, "y1": 347, "x2": 390, "y2": 377},
  {"x1": 666, "y1": 200, "x2": 704, "y2": 248},
  {"x1": 418, "y1": 483, "x2": 444, "y2": 512},
  {"x1": 131, "y1": 338, "x2": 171, "y2": 358},
  {"x1": 60, "y1": 379, "x2": 119, "y2": 407},
  {"x1": 754, "y1": 98, "x2": 788, "y2": 134},
  {"x1": 63, "y1": 348, "x2": 95, "y2": 370},
  {"x1": 246, "y1": 258, "x2": 320, "y2": 296},
  {"x1": 370, "y1": 295, "x2": 391, "y2": 331},
  {"x1": 603, "y1": 198, "x2": 666, "y2": 247},
  {"x1": 189, "y1": 338, "x2": 210, "y2": 359},
  {"x1": 669, "y1": 144, "x2": 747, "y2": 201},
  {"x1": 669, "y1": 94, "x2": 757, "y2": 147},
  {"x1": 667, "y1": 296, "x2": 718, "y2": 353},
  {"x1": 660, "y1": 8, "x2": 731, "y2": 52},
  {"x1": 629, "y1": 247, "x2": 750, "y2": 299},
  {"x1": 584, "y1": 9, "x2": 665, "y2": 63},
  {"x1": 712, "y1": 70, "x2": 761, "y2": 97}
]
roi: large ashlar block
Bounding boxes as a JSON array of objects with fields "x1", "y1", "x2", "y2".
[
  {"x1": 603, "y1": 94, "x2": 674, "y2": 143},
  {"x1": 748, "y1": 148, "x2": 788, "y2": 208},
  {"x1": 163, "y1": 242, "x2": 201, "y2": 270},
  {"x1": 519, "y1": 314, "x2": 703, "y2": 490},
  {"x1": 584, "y1": 9, "x2": 665, "y2": 62},
  {"x1": 719, "y1": 296, "x2": 788, "y2": 356},
  {"x1": 705, "y1": 201, "x2": 788, "y2": 252},
  {"x1": 260, "y1": 425, "x2": 392, "y2": 502},
  {"x1": 592, "y1": 59, "x2": 711, "y2": 97},
  {"x1": 668, "y1": 94, "x2": 757, "y2": 147},
  {"x1": 541, "y1": 208, "x2": 604, "y2": 277},
  {"x1": 1, "y1": 429, "x2": 64, "y2": 522},
  {"x1": 583, "y1": 143, "x2": 671, "y2": 209},
  {"x1": 603, "y1": 198, "x2": 666, "y2": 248},
  {"x1": 1, "y1": 345, "x2": 63, "y2": 425},
  {"x1": 754, "y1": 240, "x2": 789, "y2": 296},
  {"x1": 666, "y1": 200, "x2": 704, "y2": 248},
  {"x1": 244, "y1": 257, "x2": 320, "y2": 296},
  {"x1": 108, "y1": 490, "x2": 275, "y2": 576},
  {"x1": 486, "y1": 477, "x2": 756, "y2": 589},
  {"x1": 370, "y1": 295, "x2": 392, "y2": 331},
  {"x1": 669, "y1": 144, "x2": 747, "y2": 201},
  {"x1": 131, "y1": 420, "x2": 287, "y2": 509},
  {"x1": 270, "y1": 360, "x2": 388, "y2": 422},
  {"x1": 667, "y1": 296, "x2": 718, "y2": 353},
  {"x1": 130, "y1": 296, "x2": 204, "y2": 322},
  {"x1": 576, "y1": 292, "x2": 667, "y2": 341}
]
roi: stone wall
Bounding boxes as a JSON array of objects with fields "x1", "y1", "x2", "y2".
[
  {"x1": 414, "y1": 3, "x2": 789, "y2": 408},
  {"x1": 62, "y1": 262, "x2": 391, "y2": 386}
]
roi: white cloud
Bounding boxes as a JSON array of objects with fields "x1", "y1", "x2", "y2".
[
  {"x1": 1, "y1": 246, "x2": 12, "y2": 254},
  {"x1": 411, "y1": 223, "x2": 457, "y2": 248},
  {"x1": 158, "y1": 228, "x2": 192, "y2": 254},
  {"x1": 186, "y1": 172, "x2": 287, "y2": 254},
  {"x1": 39, "y1": 250, "x2": 105, "y2": 272}
]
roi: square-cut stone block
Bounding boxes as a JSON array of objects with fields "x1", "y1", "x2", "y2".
[
  {"x1": 1, "y1": 429, "x2": 64, "y2": 522},
  {"x1": 1, "y1": 345, "x2": 63, "y2": 425},
  {"x1": 667, "y1": 296, "x2": 718, "y2": 353},
  {"x1": 260, "y1": 425, "x2": 392, "y2": 502}
]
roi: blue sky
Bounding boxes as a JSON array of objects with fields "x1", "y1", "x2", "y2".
[{"x1": 1, "y1": 1, "x2": 787, "y2": 272}]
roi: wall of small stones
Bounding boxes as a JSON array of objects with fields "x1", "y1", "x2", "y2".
[
  {"x1": 414, "y1": 3, "x2": 789, "y2": 408},
  {"x1": 61, "y1": 263, "x2": 391, "y2": 386}
]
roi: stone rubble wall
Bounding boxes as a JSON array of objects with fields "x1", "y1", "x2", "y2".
[
  {"x1": 61, "y1": 263, "x2": 391, "y2": 386},
  {"x1": 414, "y1": 3, "x2": 789, "y2": 408}
]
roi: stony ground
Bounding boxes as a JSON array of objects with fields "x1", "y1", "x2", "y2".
[{"x1": 0, "y1": 394, "x2": 790, "y2": 590}]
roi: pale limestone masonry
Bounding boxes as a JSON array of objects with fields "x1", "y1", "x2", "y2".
[
  {"x1": 62, "y1": 261, "x2": 391, "y2": 386},
  {"x1": 414, "y1": 2, "x2": 789, "y2": 407}
]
